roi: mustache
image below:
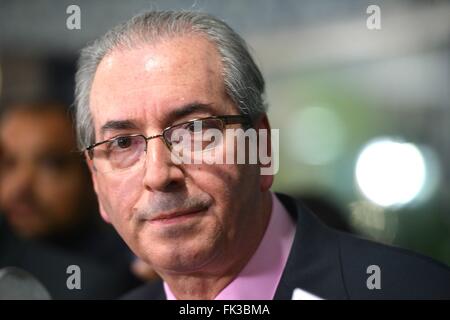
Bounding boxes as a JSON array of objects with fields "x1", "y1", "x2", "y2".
[
  {"x1": 5, "y1": 192, "x2": 40, "y2": 210},
  {"x1": 3, "y1": 195, "x2": 46, "y2": 219},
  {"x1": 134, "y1": 192, "x2": 213, "y2": 221}
]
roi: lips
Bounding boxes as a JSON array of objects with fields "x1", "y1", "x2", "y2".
[{"x1": 149, "y1": 206, "x2": 207, "y2": 223}]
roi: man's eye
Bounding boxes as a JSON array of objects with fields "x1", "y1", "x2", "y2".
[
  {"x1": 111, "y1": 136, "x2": 133, "y2": 149},
  {"x1": 41, "y1": 156, "x2": 70, "y2": 170},
  {"x1": 184, "y1": 121, "x2": 203, "y2": 133}
]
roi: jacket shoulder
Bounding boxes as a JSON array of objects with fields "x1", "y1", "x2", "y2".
[{"x1": 336, "y1": 230, "x2": 450, "y2": 299}]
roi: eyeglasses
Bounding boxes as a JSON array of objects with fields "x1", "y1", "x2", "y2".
[{"x1": 86, "y1": 115, "x2": 251, "y2": 173}]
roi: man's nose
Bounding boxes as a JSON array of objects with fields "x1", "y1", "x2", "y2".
[{"x1": 142, "y1": 137, "x2": 185, "y2": 192}]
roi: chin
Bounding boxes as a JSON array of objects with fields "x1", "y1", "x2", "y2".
[{"x1": 141, "y1": 241, "x2": 219, "y2": 274}]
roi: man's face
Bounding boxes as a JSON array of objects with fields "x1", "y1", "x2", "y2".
[
  {"x1": 0, "y1": 109, "x2": 90, "y2": 238},
  {"x1": 89, "y1": 35, "x2": 273, "y2": 274}
]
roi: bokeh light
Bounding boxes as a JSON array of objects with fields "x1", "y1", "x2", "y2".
[{"x1": 355, "y1": 138, "x2": 427, "y2": 207}]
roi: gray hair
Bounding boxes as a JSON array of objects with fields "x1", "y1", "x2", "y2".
[{"x1": 74, "y1": 10, "x2": 267, "y2": 150}]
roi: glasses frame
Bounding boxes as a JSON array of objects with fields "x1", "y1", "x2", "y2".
[{"x1": 85, "y1": 114, "x2": 252, "y2": 160}]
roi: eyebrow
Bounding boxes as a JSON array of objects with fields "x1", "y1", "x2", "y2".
[
  {"x1": 100, "y1": 119, "x2": 139, "y2": 135},
  {"x1": 167, "y1": 102, "x2": 215, "y2": 121},
  {"x1": 100, "y1": 102, "x2": 215, "y2": 135}
]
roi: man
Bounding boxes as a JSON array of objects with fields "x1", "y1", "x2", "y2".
[
  {"x1": 0, "y1": 102, "x2": 94, "y2": 240},
  {"x1": 74, "y1": 11, "x2": 450, "y2": 299},
  {"x1": 0, "y1": 101, "x2": 140, "y2": 298}
]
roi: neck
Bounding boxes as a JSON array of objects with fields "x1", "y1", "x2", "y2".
[{"x1": 160, "y1": 191, "x2": 273, "y2": 300}]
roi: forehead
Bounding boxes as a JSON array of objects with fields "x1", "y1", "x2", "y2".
[
  {"x1": 0, "y1": 109, "x2": 75, "y2": 152},
  {"x1": 89, "y1": 35, "x2": 229, "y2": 134}
]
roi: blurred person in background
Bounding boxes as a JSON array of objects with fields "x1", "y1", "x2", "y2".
[{"x1": 0, "y1": 99, "x2": 142, "y2": 298}]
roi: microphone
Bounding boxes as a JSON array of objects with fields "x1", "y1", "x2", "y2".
[{"x1": 0, "y1": 267, "x2": 51, "y2": 300}]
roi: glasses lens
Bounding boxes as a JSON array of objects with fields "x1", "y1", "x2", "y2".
[
  {"x1": 165, "y1": 118, "x2": 224, "y2": 153},
  {"x1": 92, "y1": 135, "x2": 146, "y2": 173}
]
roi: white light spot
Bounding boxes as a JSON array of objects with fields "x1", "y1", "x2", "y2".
[{"x1": 355, "y1": 138, "x2": 426, "y2": 207}]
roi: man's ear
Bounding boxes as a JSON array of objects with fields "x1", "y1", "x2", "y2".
[
  {"x1": 84, "y1": 151, "x2": 111, "y2": 224},
  {"x1": 255, "y1": 114, "x2": 274, "y2": 192}
]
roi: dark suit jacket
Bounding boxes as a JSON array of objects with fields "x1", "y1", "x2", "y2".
[{"x1": 122, "y1": 193, "x2": 450, "y2": 299}]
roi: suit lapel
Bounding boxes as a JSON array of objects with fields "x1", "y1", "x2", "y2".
[{"x1": 274, "y1": 193, "x2": 349, "y2": 299}]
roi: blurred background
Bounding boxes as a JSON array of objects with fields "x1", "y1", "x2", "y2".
[{"x1": 0, "y1": 0, "x2": 448, "y2": 279}]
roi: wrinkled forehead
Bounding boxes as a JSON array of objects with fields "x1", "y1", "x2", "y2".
[{"x1": 89, "y1": 35, "x2": 232, "y2": 137}]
